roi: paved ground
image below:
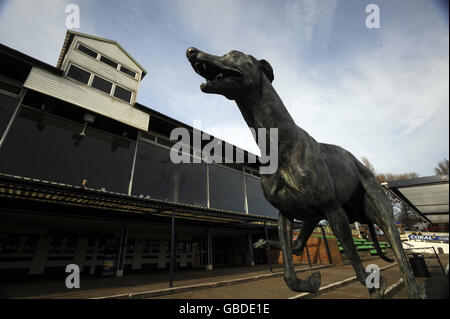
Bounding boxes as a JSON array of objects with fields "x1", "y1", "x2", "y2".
[
  {"x1": 391, "y1": 254, "x2": 448, "y2": 299},
  {"x1": 2, "y1": 253, "x2": 446, "y2": 299},
  {"x1": 0, "y1": 263, "x2": 297, "y2": 299},
  {"x1": 153, "y1": 258, "x2": 395, "y2": 299},
  {"x1": 314, "y1": 265, "x2": 402, "y2": 299}
]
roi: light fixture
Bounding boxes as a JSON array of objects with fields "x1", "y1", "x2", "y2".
[{"x1": 79, "y1": 113, "x2": 96, "y2": 137}]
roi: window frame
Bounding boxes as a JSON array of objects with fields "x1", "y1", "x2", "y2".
[
  {"x1": 113, "y1": 84, "x2": 133, "y2": 103},
  {"x1": 90, "y1": 74, "x2": 114, "y2": 95},
  {"x1": 99, "y1": 55, "x2": 119, "y2": 69},
  {"x1": 75, "y1": 41, "x2": 140, "y2": 81},
  {"x1": 0, "y1": 75, "x2": 22, "y2": 98},
  {"x1": 65, "y1": 63, "x2": 135, "y2": 104},
  {"x1": 66, "y1": 63, "x2": 92, "y2": 85},
  {"x1": 76, "y1": 43, "x2": 99, "y2": 59},
  {"x1": 119, "y1": 65, "x2": 137, "y2": 79}
]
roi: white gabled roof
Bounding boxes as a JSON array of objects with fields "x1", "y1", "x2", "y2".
[{"x1": 56, "y1": 30, "x2": 147, "y2": 78}]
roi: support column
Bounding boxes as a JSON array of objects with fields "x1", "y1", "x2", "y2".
[
  {"x1": 0, "y1": 88, "x2": 27, "y2": 150},
  {"x1": 264, "y1": 221, "x2": 273, "y2": 273},
  {"x1": 74, "y1": 237, "x2": 88, "y2": 272},
  {"x1": 29, "y1": 235, "x2": 51, "y2": 275},
  {"x1": 247, "y1": 232, "x2": 255, "y2": 266},
  {"x1": 354, "y1": 222, "x2": 361, "y2": 239},
  {"x1": 127, "y1": 131, "x2": 140, "y2": 196},
  {"x1": 169, "y1": 212, "x2": 176, "y2": 287},
  {"x1": 305, "y1": 245, "x2": 312, "y2": 267},
  {"x1": 172, "y1": 172, "x2": 180, "y2": 203},
  {"x1": 116, "y1": 222, "x2": 128, "y2": 277},
  {"x1": 206, "y1": 229, "x2": 213, "y2": 270},
  {"x1": 320, "y1": 225, "x2": 333, "y2": 264}
]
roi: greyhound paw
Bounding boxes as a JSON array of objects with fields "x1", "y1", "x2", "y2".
[
  {"x1": 369, "y1": 275, "x2": 386, "y2": 299},
  {"x1": 307, "y1": 271, "x2": 322, "y2": 294},
  {"x1": 283, "y1": 271, "x2": 321, "y2": 293},
  {"x1": 253, "y1": 238, "x2": 267, "y2": 249},
  {"x1": 417, "y1": 283, "x2": 427, "y2": 299}
]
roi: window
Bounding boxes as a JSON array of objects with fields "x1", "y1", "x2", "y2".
[
  {"x1": 77, "y1": 44, "x2": 98, "y2": 59},
  {"x1": 0, "y1": 79, "x2": 21, "y2": 96},
  {"x1": 65, "y1": 236, "x2": 78, "y2": 253},
  {"x1": 0, "y1": 106, "x2": 136, "y2": 193},
  {"x1": 91, "y1": 75, "x2": 113, "y2": 94},
  {"x1": 66, "y1": 65, "x2": 91, "y2": 84},
  {"x1": 23, "y1": 235, "x2": 39, "y2": 253},
  {"x1": 132, "y1": 141, "x2": 207, "y2": 206},
  {"x1": 49, "y1": 236, "x2": 62, "y2": 253},
  {"x1": 126, "y1": 239, "x2": 135, "y2": 253},
  {"x1": 245, "y1": 175, "x2": 278, "y2": 218},
  {"x1": 114, "y1": 85, "x2": 132, "y2": 103},
  {"x1": 100, "y1": 55, "x2": 118, "y2": 68},
  {"x1": 143, "y1": 240, "x2": 159, "y2": 254},
  {"x1": 0, "y1": 93, "x2": 19, "y2": 138},
  {"x1": 209, "y1": 164, "x2": 245, "y2": 212},
  {"x1": 120, "y1": 65, "x2": 137, "y2": 78},
  {"x1": 0, "y1": 234, "x2": 20, "y2": 253}
]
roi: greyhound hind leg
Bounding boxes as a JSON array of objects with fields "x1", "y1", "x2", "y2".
[
  {"x1": 375, "y1": 215, "x2": 423, "y2": 298},
  {"x1": 363, "y1": 192, "x2": 423, "y2": 299},
  {"x1": 325, "y1": 206, "x2": 385, "y2": 298}
]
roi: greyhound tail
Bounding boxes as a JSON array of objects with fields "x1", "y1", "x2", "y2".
[{"x1": 368, "y1": 222, "x2": 394, "y2": 263}]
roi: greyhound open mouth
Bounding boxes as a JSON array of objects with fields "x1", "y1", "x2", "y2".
[{"x1": 192, "y1": 60, "x2": 243, "y2": 90}]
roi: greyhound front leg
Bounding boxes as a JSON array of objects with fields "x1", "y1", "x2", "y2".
[{"x1": 278, "y1": 213, "x2": 321, "y2": 293}]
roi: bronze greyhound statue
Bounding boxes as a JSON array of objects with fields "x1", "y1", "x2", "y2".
[{"x1": 186, "y1": 47, "x2": 422, "y2": 298}]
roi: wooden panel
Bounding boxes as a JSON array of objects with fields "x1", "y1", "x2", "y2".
[
  {"x1": 77, "y1": 37, "x2": 142, "y2": 76},
  {"x1": 68, "y1": 50, "x2": 139, "y2": 92},
  {"x1": 24, "y1": 67, "x2": 149, "y2": 131}
]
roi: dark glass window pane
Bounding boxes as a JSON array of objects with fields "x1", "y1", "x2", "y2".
[
  {"x1": 114, "y1": 86, "x2": 132, "y2": 103},
  {"x1": 100, "y1": 55, "x2": 118, "y2": 68},
  {"x1": 77, "y1": 44, "x2": 98, "y2": 59},
  {"x1": 0, "y1": 80, "x2": 21, "y2": 95},
  {"x1": 245, "y1": 175, "x2": 278, "y2": 218},
  {"x1": 0, "y1": 93, "x2": 19, "y2": 138},
  {"x1": 132, "y1": 141, "x2": 207, "y2": 206},
  {"x1": 66, "y1": 65, "x2": 90, "y2": 84},
  {"x1": 91, "y1": 76, "x2": 112, "y2": 94},
  {"x1": 209, "y1": 164, "x2": 245, "y2": 212},
  {"x1": 0, "y1": 107, "x2": 135, "y2": 193},
  {"x1": 120, "y1": 66, "x2": 136, "y2": 78}
]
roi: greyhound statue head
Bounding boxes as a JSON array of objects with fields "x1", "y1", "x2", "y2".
[{"x1": 186, "y1": 47, "x2": 274, "y2": 101}]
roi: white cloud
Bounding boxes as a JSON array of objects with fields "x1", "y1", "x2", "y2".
[
  {"x1": 0, "y1": 0, "x2": 72, "y2": 65},
  {"x1": 166, "y1": 0, "x2": 448, "y2": 176},
  {"x1": 1, "y1": 0, "x2": 447, "y2": 177}
]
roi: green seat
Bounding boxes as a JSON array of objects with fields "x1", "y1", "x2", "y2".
[
  {"x1": 357, "y1": 245, "x2": 374, "y2": 251},
  {"x1": 369, "y1": 249, "x2": 386, "y2": 255}
]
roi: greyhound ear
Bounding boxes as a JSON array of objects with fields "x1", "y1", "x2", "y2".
[{"x1": 259, "y1": 59, "x2": 274, "y2": 82}]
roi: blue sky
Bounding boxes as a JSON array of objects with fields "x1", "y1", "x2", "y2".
[{"x1": 0, "y1": 0, "x2": 448, "y2": 176}]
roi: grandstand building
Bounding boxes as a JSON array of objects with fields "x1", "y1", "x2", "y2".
[{"x1": 0, "y1": 30, "x2": 279, "y2": 278}]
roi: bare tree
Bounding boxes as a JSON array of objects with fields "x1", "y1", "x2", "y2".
[
  {"x1": 360, "y1": 157, "x2": 421, "y2": 229},
  {"x1": 434, "y1": 158, "x2": 449, "y2": 175},
  {"x1": 361, "y1": 156, "x2": 376, "y2": 175}
]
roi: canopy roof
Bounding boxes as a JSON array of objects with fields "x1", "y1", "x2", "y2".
[{"x1": 386, "y1": 175, "x2": 449, "y2": 224}]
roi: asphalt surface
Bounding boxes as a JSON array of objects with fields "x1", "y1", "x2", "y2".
[
  {"x1": 3, "y1": 254, "x2": 446, "y2": 299},
  {"x1": 153, "y1": 258, "x2": 396, "y2": 299}
]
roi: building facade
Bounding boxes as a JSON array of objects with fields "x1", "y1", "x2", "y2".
[{"x1": 0, "y1": 31, "x2": 279, "y2": 279}]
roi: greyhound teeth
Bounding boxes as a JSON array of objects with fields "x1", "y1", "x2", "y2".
[{"x1": 202, "y1": 63, "x2": 206, "y2": 70}]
